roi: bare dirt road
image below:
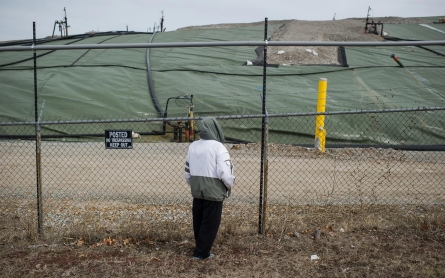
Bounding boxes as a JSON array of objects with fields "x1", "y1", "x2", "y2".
[{"x1": 2, "y1": 141, "x2": 444, "y2": 206}]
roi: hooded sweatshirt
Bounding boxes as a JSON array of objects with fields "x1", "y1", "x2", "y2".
[{"x1": 184, "y1": 117, "x2": 235, "y2": 201}]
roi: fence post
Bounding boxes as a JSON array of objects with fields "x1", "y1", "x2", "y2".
[
  {"x1": 33, "y1": 22, "x2": 44, "y2": 238},
  {"x1": 315, "y1": 78, "x2": 327, "y2": 152},
  {"x1": 258, "y1": 17, "x2": 269, "y2": 235}
]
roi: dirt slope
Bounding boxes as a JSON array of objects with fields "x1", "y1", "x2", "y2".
[
  {"x1": 267, "y1": 19, "x2": 383, "y2": 65},
  {"x1": 179, "y1": 17, "x2": 432, "y2": 65}
]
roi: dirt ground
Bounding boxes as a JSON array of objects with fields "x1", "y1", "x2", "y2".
[{"x1": 1, "y1": 204, "x2": 445, "y2": 277}]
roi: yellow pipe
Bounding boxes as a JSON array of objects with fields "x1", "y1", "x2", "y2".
[
  {"x1": 315, "y1": 78, "x2": 327, "y2": 152},
  {"x1": 189, "y1": 108, "x2": 194, "y2": 141}
]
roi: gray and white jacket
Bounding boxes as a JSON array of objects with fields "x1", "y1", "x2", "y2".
[{"x1": 184, "y1": 117, "x2": 235, "y2": 202}]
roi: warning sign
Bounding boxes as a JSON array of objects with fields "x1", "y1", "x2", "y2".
[{"x1": 105, "y1": 130, "x2": 133, "y2": 149}]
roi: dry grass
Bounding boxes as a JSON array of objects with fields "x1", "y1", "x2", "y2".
[{"x1": 1, "y1": 201, "x2": 445, "y2": 277}]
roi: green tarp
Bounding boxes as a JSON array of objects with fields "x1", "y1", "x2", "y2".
[{"x1": 0, "y1": 22, "x2": 444, "y2": 146}]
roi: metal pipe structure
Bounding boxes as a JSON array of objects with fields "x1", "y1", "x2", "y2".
[
  {"x1": 315, "y1": 78, "x2": 328, "y2": 152},
  {"x1": 2, "y1": 106, "x2": 445, "y2": 127},
  {"x1": 33, "y1": 22, "x2": 43, "y2": 238},
  {"x1": 52, "y1": 22, "x2": 57, "y2": 38},
  {"x1": 258, "y1": 17, "x2": 269, "y2": 235},
  {"x1": 64, "y1": 7, "x2": 68, "y2": 36},
  {"x1": 1, "y1": 40, "x2": 445, "y2": 52}
]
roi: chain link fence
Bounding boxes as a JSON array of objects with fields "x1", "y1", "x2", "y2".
[{"x1": 1, "y1": 108, "x2": 444, "y2": 239}]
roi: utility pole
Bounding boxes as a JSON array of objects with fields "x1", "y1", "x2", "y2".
[
  {"x1": 64, "y1": 7, "x2": 68, "y2": 36},
  {"x1": 160, "y1": 11, "x2": 165, "y2": 32}
]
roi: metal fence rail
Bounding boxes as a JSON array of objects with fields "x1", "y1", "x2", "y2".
[
  {"x1": 1, "y1": 109, "x2": 444, "y2": 238},
  {"x1": 2, "y1": 39, "x2": 445, "y2": 52}
]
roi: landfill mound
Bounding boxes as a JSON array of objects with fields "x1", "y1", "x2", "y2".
[{"x1": 179, "y1": 17, "x2": 433, "y2": 65}]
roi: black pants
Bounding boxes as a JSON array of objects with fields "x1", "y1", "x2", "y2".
[{"x1": 192, "y1": 198, "x2": 223, "y2": 258}]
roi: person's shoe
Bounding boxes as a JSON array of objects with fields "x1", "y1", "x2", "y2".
[{"x1": 192, "y1": 253, "x2": 215, "y2": 260}]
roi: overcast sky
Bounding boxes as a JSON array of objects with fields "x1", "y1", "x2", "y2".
[{"x1": 1, "y1": 0, "x2": 444, "y2": 41}]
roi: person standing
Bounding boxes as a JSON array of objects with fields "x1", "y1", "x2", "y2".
[{"x1": 184, "y1": 117, "x2": 235, "y2": 260}]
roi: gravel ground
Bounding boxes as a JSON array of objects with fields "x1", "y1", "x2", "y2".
[{"x1": 2, "y1": 141, "x2": 444, "y2": 205}]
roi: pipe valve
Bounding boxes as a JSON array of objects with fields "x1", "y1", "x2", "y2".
[{"x1": 391, "y1": 54, "x2": 405, "y2": 68}]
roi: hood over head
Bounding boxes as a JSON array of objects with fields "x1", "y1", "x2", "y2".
[{"x1": 198, "y1": 117, "x2": 225, "y2": 143}]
